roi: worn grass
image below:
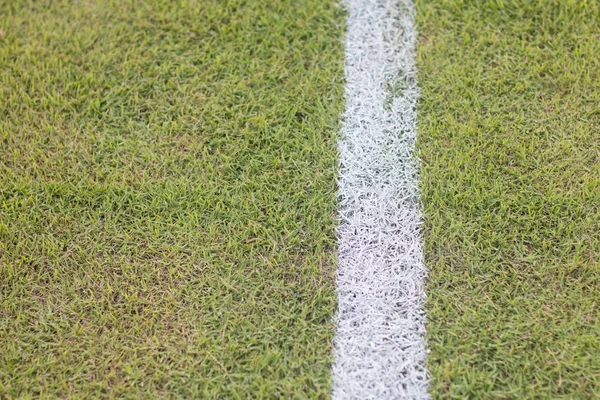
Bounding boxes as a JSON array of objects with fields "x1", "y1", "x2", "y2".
[
  {"x1": 0, "y1": 0, "x2": 345, "y2": 397},
  {"x1": 416, "y1": 0, "x2": 600, "y2": 397}
]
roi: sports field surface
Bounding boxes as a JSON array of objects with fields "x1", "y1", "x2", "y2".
[
  {"x1": 1, "y1": 0, "x2": 344, "y2": 397},
  {"x1": 1, "y1": 0, "x2": 599, "y2": 398},
  {"x1": 417, "y1": 0, "x2": 600, "y2": 397}
]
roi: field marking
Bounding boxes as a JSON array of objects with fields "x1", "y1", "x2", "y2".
[{"x1": 332, "y1": 0, "x2": 429, "y2": 398}]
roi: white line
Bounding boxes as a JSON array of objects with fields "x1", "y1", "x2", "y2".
[{"x1": 332, "y1": 0, "x2": 429, "y2": 398}]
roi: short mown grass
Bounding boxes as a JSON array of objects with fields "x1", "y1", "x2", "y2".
[
  {"x1": 0, "y1": 0, "x2": 345, "y2": 397},
  {"x1": 416, "y1": 0, "x2": 600, "y2": 397}
]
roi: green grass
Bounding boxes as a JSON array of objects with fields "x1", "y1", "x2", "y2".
[
  {"x1": 416, "y1": 0, "x2": 600, "y2": 397},
  {"x1": 0, "y1": 0, "x2": 345, "y2": 397}
]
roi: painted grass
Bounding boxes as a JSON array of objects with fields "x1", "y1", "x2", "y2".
[
  {"x1": 416, "y1": 0, "x2": 600, "y2": 397},
  {"x1": 0, "y1": 0, "x2": 345, "y2": 397}
]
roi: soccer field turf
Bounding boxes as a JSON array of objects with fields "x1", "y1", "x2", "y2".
[
  {"x1": 2, "y1": 0, "x2": 600, "y2": 398},
  {"x1": 0, "y1": 0, "x2": 344, "y2": 397},
  {"x1": 417, "y1": 0, "x2": 600, "y2": 397}
]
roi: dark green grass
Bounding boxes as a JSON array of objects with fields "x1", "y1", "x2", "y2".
[
  {"x1": 416, "y1": 0, "x2": 600, "y2": 397},
  {"x1": 0, "y1": 0, "x2": 345, "y2": 397}
]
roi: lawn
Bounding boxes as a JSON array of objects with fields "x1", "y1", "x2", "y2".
[
  {"x1": 416, "y1": 0, "x2": 600, "y2": 397},
  {"x1": 4, "y1": 0, "x2": 600, "y2": 397},
  {"x1": 0, "y1": 0, "x2": 345, "y2": 397}
]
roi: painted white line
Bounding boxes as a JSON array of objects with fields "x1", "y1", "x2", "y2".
[{"x1": 332, "y1": 0, "x2": 429, "y2": 398}]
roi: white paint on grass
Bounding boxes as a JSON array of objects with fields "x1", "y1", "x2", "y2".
[{"x1": 332, "y1": 0, "x2": 429, "y2": 398}]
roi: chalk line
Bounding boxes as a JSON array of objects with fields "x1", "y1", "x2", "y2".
[{"x1": 332, "y1": 0, "x2": 429, "y2": 398}]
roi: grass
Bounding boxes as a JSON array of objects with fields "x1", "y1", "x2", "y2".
[
  {"x1": 416, "y1": 0, "x2": 600, "y2": 397},
  {"x1": 0, "y1": 0, "x2": 345, "y2": 397}
]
